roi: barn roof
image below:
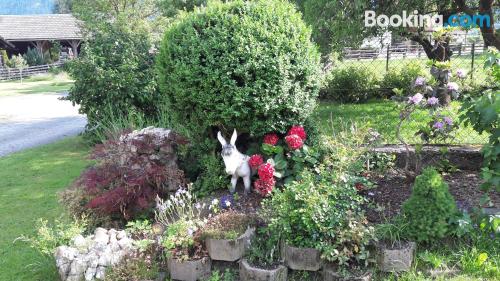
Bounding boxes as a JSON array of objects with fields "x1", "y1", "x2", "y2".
[{"x1": 0, "y1": 14, "x2": 82, "y2": 41}]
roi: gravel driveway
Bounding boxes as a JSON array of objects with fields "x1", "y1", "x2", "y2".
[{"x1": 0, "y1": 93, "x2": 86, "y2": 157}]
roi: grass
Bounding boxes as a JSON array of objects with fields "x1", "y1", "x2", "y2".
[
  {"x1": 316, "y1": 100, "x2": 488, "y2": 145},
  {"x1": 0, "y1": 137, "x2": 90, "y2": 281},
  {"x1": 0, "y1": 72, "x2": 73, "y2": 96}
]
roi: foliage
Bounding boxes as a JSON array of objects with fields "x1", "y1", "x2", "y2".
[
  {"x1": 156, "y1": 0, "x2": 322, "y2": 141},
  {"x1": 46, "y1": 41, "x2": 62, "y2": 63},
  {"x1": 191, "y1": 154, "x2": 228, "y2": 197},
  {"x1": 205, "y1": 269, "x2": 237, "y2": 281},
  {"x1": 202, "y1": 211, "x2": 257, "y2": 240},
  {"x1": 64, "y1": 129, "x2": 187, "y2": 223},
  {"x1": 461, "y1": 50, "x2": 499, "y2": 192},
  {"x1": 23, "y1": 48, "x2": 45, "y2": 66},
  {"x1": 7, "y1": 54, "x2": 27, "y2": 69},
  {"x1": 321, "y1": 66, "x2": 380, "y2": 102},
  {"x1": 1, "y1": 50, "x2": 9, "y2": 67},
  {"x1": 105, "y1": 256, "x2": 159, "y2": 281},
  {"x1": 401, "y1": 167, "x2": 458, "y2": 242},
  {"x1": 245, "y1": 226, "x2": 282, "y2": 268},
  {"x1": 67, "y1": 21, "x2": 159, "y2": 132},
  {"x1": 381, "y1": 62, "x2": 429, "y2": 97},
  {"x1": 159, "y1": 0, "x2": 206, "y2": 17},
  {"x1": 16, "y1": 217, "x2": 87, "y2": 257},
  {"x1": 262, "y1": 169, "x2": 373, "y2": 266}
]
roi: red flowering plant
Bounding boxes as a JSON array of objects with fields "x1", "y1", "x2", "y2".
[{"x1": 249, "y1": 125, "x2": 321, "y2": 196}]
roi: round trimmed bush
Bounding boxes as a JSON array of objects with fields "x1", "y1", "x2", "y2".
[{"x1": 156, "y1": 0, "x2": 322, "y2": 137}]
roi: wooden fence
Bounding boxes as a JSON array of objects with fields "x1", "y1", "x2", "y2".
[{"x1": 0, "y1": 62, "x2": 65, "y2": 81}]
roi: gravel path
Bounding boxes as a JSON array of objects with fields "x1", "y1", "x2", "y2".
[{"x1": 0, "y1": 93, "x2": 86, "y2": 157}]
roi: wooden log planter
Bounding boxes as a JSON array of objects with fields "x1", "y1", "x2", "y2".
[
  {"x1": 282, "y1": 244, "x2": 322, "y2": 271},
  {"x1": 166, "y1": 256, "x2": 211, "y2": 281},
  {"x1": 206, "y1": 228, "x2": 255, "y2": 262},
  {"x1": 376, "y1": 241, "x2": 416, "y2": 272},
  {"x1": 239, "y1": 259, "x2": 288, "y2": 281}
]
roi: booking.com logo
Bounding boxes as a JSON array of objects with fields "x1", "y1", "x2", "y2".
[{"x1": 365, "y1": 10, "x2": 491, "y2": 28}]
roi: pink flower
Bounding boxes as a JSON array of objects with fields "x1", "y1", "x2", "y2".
[
  {"x1": 414, "y1": 77, "x2": 426, "y2": 86},
  {"x1": 285, "y1": 134, "x2": 303, "y2": 150},
  {"x1": 433, "y1": 121, "x2": 444, "y2": 130},
  {"x1": 263, "y1": 133, "x2": 279, "y2": 146},
  {"x1": 287, "y1": 125, "x2": 307, "y2": 141},
  {"x1": 408, "y1": 93, "x2": 423, "y2": 105},
  {"x1": 254, "y1": 178, "x2": 275, "y2": 197},
  {"x1": 456, "y1": 69, "x2": 467, "y2": 79},
  {"x1": 427, "y1": 97, "x2": 439, "y2": 106},
  {"x1": 248, "y1": 154, "x2": 264, "y2": 169},
  {"x1": 447, "y1": 82, "x2": 459, "y2": 92},
  {"x1": 258, "y1": 163, "x2": 275, "y2": 181},
  {"x1": 443, "y1": 116, "x2": 453, "y2": 126}
]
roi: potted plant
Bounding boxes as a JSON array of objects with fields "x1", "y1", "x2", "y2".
[
  {"x1": 261, "y1": 169, "x2": 374, "y2": 272},
  {"x1": 202, "y1": 211, "x2": 257, "y2": 262},
  {"x1": 374, "y1": 221, "x2": 416, "y2": 273},
  {"x1": 155, "y1": 188, "x2": 212, "y2": 281},
  {"x1": 240, "y1": 226, "x2": 287, "y2": 281}
]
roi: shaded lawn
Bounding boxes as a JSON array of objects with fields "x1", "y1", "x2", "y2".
[
  {"x1": 316, "y1": 100, "x2": 488, "y2": 145},
  {"x1": 0, "y1": 137, "x2": 90, "y2": 281},
  {"x1": 0, "y1": 73, "x2": 73, "y2": 96}
]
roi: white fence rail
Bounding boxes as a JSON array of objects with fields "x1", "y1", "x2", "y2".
[{"x1": 0, "y1": 62, "x2": 65, "y2": 81}]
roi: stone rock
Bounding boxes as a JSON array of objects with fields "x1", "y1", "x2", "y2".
[
  {"x1": 68, "y1": 257, "x2": 88, "y2": 279},
  {"x1": 283, "y1": 244, "x2": 321, "y2": 271},
  {"x1": 167, "y1": 256, "x2": 211, "y2": 281},
  {"x1": 55, "y1": 246, "x2": 79, "y2": 281},
  {"x1": 84, "y1": 266, "x2": 97, "y2": 281},
  {"x1": 117, "y1": 237, "x2": 132, "y2": 250},
  {"x1": 116, "y1": 230, "x2": 127, "y2": 240},
  {"x1": 206, "y1": 227, "x2": 254, "y2": 262},
  {"x1": 72, "y1": 235, "x2": 87, "y2": 248},
  {"x1": 94, "y1": 228, "x2": 109, "y2": 245},
  {"x1": 377, "y1": 241, "x2": 416, "y2": 272},
  {"x1": 95, "y1": 266, "x2": 106, "y2": 279},
  {"x1": 239, "y1": 259, "x2": 287, "y2": 281}
]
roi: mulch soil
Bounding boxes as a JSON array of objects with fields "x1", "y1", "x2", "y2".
[{"x1": 362, "y1": 169, "x2": 500, "y2": 223}]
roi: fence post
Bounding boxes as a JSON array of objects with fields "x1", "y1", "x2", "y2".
[
  {"x1": 458, "y1": 43, "x2": 462, "y2": 56},
  {"x1": 386, "y1": 44, "x2": 390, "y2": 73},
  {"x1": 470, "y1": 42, "x2": 475, "y2": 81}
]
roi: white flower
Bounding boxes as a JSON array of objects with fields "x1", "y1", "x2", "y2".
[
  {"x1": 225, "y1": 200, "x2": 231, "y2": 207},
  {"x1": 195, "y1": 203, "x2": 202, "y2": 209}
]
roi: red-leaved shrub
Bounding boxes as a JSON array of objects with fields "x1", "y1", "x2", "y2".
[{"x1": 67, "y1": 127, "x2": 188, "y2": 222}]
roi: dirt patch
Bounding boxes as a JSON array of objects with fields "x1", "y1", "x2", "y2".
[{"x1": 363, "y1": 169, "x2": 500, "y2": 223}]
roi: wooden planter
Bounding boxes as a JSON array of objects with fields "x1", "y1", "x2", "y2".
[
  {"x1": 206, "y1": 228, "x2": 255, "y2": 262},
  {"x1": 282, "y1": 244, "x2": 321, "y2": 271},
  {"x1": 239, "y1": 258, "x2": 287, "y2": 281},
  {"x1": 166, "y1": 256, "x2": 211, "y2": 281},
  {"x1": 377, "y1": 241, "x2": 416, "y2": 272}
]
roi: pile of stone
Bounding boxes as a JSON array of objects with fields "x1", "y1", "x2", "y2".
[{"x1": 54, "y1": 228, "x2": 135, "y2": 281}]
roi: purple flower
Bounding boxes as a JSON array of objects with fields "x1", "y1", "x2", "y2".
[
  {"x1": 443, "y1": 116, "x2": 453, "y2": 126},
  {"x1": 433, "y1": 121, "x2": 444, "y2": 130},
  {"x1": 447, "y1": 82, "x2": 459, "y2": 92},
  {"x1": 456, "y1": 69, "x2": 467, "y2": 79},
  {"x1": 408, "y1": 93, "x2": 423, "y2": 105},
  {"x1": 219, "y1": 194, "x2": 234, "y2": 210},
  {"x1": 187, "y1": 227, "x2": 194, "y2": 237},
  {"x1": 427, "y1": 97, "x2": 439, "y2": 106},
  {"x1": 414, "y1": 77, "x2": 426, "y2": 86}
]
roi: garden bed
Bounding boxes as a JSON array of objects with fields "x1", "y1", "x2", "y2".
[{"x1": 363, "y1": 169, "x2": 499, "y2": 223}]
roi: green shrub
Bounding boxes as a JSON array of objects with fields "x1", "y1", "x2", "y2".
[
  {"x1": 191, "y1": 154, "x2": 228, "y2": 196},
  {"x1": 381, "y1": 62, "x2": 429, "y2": 97},
  {"x1": 7, "y1": 54, "x2": 27, "y2": 69},
  {"x1": 262, "y1": 169, "x2": 373, "y2": 266},
  {"x1": 1, "y1": 50, "x2": 9, "y2": 66},
  {"x1": 320, "y1": 65, "x2": 379, "y2": 102},
  {"x1": 23, "y1": 48, "x2": 45, "y2": 66},
  {"x1": 401, "y1": 167, "x2": 457, "y2": 242},
  {"x1": 156, "y1": 0, "x2": 322, "y2": 139},
  {"x1": 67, "y1": 21, "x2": 159, "y2": 132}
]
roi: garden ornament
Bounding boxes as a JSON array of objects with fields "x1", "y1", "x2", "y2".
[{"x1": 217, "y1": 129, "x2": 251, "y2": 194}]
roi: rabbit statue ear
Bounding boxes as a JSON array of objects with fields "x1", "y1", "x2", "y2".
[
  {"x1": 217, "y1": 131, "x2": 227, "y2": 146},
  {"x1": 230, "y1": 129, "x2": 237, "y2": 146}
]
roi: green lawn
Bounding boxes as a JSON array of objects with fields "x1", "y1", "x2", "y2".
[
  {"x1": 317, "y1": 100, "x2": 488, "y2": 145},
  {"x1": 0, "y1": 137, "x2": 90, "y2": 281},
  {"x1": 0, "y1": 73, "x2": 73, "y2": 96}
]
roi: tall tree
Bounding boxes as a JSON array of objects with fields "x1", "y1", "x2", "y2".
[{"x1": 53, "y1": 0, "x2": 73, "y2": 13}]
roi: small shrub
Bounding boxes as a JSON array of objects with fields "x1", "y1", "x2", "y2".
[
  {"x1": 156, "y1": 0, "x2": 322, "y2": 139},
  {"x1": 61, "y1": 128, "x2": 188, "y2": 224},
  {"x1": 23, "y1": 48, "x2": 45, "y2": 66},
  {"x1": 191, "y1": 154, "x2": 228, "y2": 197},
  {"x1": 320, "y1": 65, "x2": 379, "y2": 102},
  {"x1": 401, "y1": 167, "x2": 458, "y2": 242},
  {"x1": 245, "y1": 226, "x2": 282, "y2": 268},
  {"x1": 262, "y1": 169, "x2": 373, "y2": 266},
  {"x1": 7, "y1": 54, "x2": 27, "y2": 69},
  {"x1": 381, "y1": 62, "x2": 429, "y2": 97},
  {"x1": 1, "y1": 50, "x2": 9, "y2": 66},
  {"x1": 105, "y1": 256, "x2": 159, "y2": 281},
  {"x1": 16, "y1": 217, "x2": 87, "y2": 257},
  {"x1": 202, "y1": 211, "x2": 257, "y2": 240}
]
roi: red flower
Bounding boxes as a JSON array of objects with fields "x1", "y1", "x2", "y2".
[
  {"x1": 258, "y1": 163, "x2": 275, "y2": 181},
  {"x1": 287, "y1": 125, "x2": 307, "y2": 141},
  {"x1": 248, "y1": 154, "x2": 264, "y2": 169},
  {"x1": 263, "y1": 133, "x2": 279, "y2": 146},
  {"x1": 254, "y1": 178, "x2": 275, "y2": 197},
  {"x1": 285, "y1": 134, "x2": 303, "y2": 150}
]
